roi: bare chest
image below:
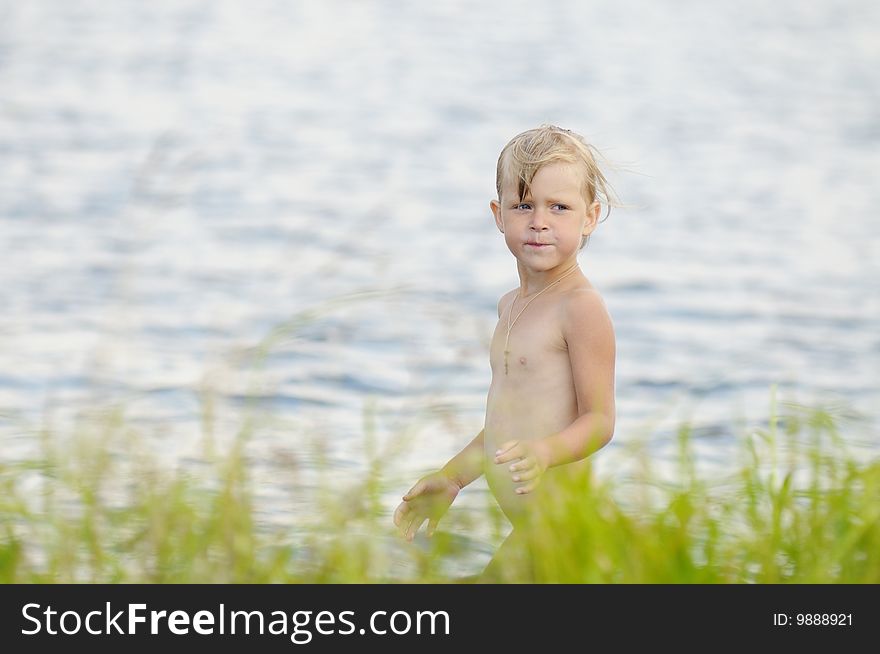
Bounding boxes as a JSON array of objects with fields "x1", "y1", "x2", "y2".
[{"x1": 489, "y1": 303, "x2": 569, "y2": 383}]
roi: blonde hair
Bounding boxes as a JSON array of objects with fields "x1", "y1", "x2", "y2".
[{"x1": 495, "y1": 124, "x2": 618, "y2": 249}]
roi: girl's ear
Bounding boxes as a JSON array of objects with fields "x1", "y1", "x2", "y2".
[
  {"x1": 490, "y1": 199, "x2": 504, "y2": 233},
  {"x1": 582, "y1": 201, "x2": 600, "y2": 236}
]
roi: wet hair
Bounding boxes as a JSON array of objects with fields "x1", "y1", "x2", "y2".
[{"x1": 495, "y1": 125, "x2": 618, "y2": 249}]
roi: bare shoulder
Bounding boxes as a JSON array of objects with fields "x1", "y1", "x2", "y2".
[
  {"x1": 497, "y1": 288, "x2": 518, "y2": 318},
  {"x1": 560, "y1": 286, "x2": 615, "y2": 341}
]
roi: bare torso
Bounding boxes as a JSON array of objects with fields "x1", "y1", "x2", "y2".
[{"x1": 483, "y1": 276, "x2": 595, "y2": 523}]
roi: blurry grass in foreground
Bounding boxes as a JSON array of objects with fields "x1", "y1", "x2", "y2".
[{"x1": 0, "y1": 395, "x2": 877, "y2": 583}]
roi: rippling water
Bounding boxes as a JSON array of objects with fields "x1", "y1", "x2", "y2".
[{"x1": 1, "y1": 1, "x2": 878, "y2": 563}]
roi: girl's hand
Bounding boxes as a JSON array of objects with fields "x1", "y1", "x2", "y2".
[
  {"x1": 393, "y1": 471, "x2": 460, "y2": 541},
  {"x1": 494, "y1": 440, "x2": 549, "y2": 494}
]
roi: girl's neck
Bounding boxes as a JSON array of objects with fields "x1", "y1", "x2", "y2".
[{"x1": 516, "y1": 261, "x2": 581, "y2": 297}]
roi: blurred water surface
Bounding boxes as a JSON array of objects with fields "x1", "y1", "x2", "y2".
[{"x1": 1, "y1": 0, "x2": 878, "y2": 558}]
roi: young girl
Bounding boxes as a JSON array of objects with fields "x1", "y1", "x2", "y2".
[{"x1": 394, "y1": 125, "x2": 617, "y2": 582}]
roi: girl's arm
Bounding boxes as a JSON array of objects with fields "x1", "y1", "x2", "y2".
[{"x1": 441, "y1": 428, "x2": 485, "y2": 489}]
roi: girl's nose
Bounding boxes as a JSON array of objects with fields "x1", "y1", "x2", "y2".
[{"x1": 529, "y1": 210, "x2": 549, "y2": 229}]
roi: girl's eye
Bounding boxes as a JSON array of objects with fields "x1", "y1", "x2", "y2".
[
  {"x1": 515, "y1": 203, "x2": 532, "y2": 210},
  {"x1": 553, "y1": 204, "x2": 569, "y2": 211}
]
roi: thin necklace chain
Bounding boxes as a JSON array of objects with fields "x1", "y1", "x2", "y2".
[{"x1": 503, "y1": 264, "x2": 579, "y2": 374}]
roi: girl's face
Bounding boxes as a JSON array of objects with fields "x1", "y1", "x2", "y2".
[{"x1": 490, "y1": 162, "x2": 600, "y2": 274}]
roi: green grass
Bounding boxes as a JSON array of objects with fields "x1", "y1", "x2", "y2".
[{"x1": 0, "y1": 393, "x2": 877, "y2": 583}]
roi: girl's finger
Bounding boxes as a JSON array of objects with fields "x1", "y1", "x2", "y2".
[
  {"x1": 400, "y1": 516, "x2": 411, "y2": 538},
  {"x1": 495, "y1": 440, "x2": 519, "y2": 455},
  {"x1": 515, "y1": 480, "x2": 540, "y2": 494},
  {"x1": 402, "y1": 481, "x2": 424, "y2": 501},
  {"x1": 513, "y1": 467, "x2": 539, "y2": 482},
  {"x1": 407, "y1": 516, "x2": 426, "y2": 541},
  {"x1": 494, "y1": 441, "x2": 520, "y2": 463},
  {"x1": 495, "y1": 447, "x2": 522, "y2": 464},
  {"x1": 393, "y1": 502, "x2": 409, "y2": 527}
]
